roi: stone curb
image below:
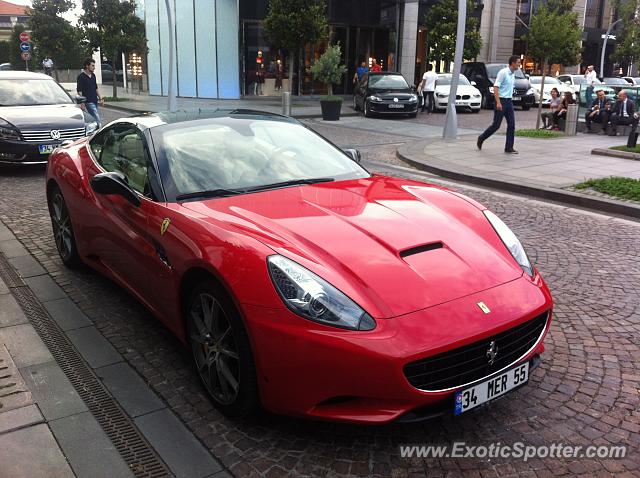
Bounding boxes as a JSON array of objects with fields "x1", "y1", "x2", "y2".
[
  {"x1": 396, "y1": 140, "x2": 640, "y2": 219},
  {"x1": 591, "y1": 147, "x2": 640, "y2": 161}
]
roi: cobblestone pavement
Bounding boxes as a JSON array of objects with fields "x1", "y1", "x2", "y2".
[{"x1": 0, "y1": 108, "x2": 638, "y2": 477}]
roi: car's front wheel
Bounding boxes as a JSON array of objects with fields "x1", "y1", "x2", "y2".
[
  {"x1": 187, "y1": 282, "x2": 258, "y2": 417},
  {"x1": 364, "y1": 100, "x2": 372, "y2": 118},
  {"x1": 48, "y1": 185, "x2": 81, "y2": 268}
]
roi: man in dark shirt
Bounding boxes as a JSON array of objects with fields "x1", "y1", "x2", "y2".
[{"x1": 76, "y1": 57, "x2": 104, "y2": 127}]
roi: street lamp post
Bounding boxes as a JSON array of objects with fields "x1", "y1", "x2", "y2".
[
  {"x1": 164, "y1": 0, "x2": 177, "y2": 112},
  {"x1": 600, "y1": 19, "x2": 622, "y2": 79},
  {"x1": 443, "y1": 0, "x2": 467, "y2": 139}
]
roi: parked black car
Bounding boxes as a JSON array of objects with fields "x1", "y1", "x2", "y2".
[
  {"x1": 0, "y1": 71, "x2": 98, "y2": 164},
  {"x1": 353, "y1": 72, "x2": 419, "y2": 118},
  {"x1": 461, "y1": 62, "x2": 535, "y2": 110}
]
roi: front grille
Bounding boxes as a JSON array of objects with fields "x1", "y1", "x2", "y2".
[
  {"x1": 514, "y1": 88, "x2": 528, "y2": 95},
  {"x1": 404, "y1": 312, "x2": 548, "y2": 392},
  {"x1": 21, "y1": 127, "x2": 86, "y2": 143}
]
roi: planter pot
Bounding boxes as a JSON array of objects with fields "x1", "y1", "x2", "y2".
[{"x1": 320, "y1": 100, "x2": 342, "y2": 121}]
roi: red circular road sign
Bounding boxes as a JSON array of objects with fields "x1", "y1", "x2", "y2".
[
  {"x1": 19, "y1": 31, "x2": 30, "y2": 42},
  {"x1": 21, "y1": 52, "x2": 31, "y2": 61}
]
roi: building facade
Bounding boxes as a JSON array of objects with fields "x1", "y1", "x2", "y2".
[{"x1": 0, "y1": 0, "x2": 29, "y2": 42}]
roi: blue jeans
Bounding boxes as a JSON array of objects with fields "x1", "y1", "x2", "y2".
[
  {"x1": 85, "y1": 102, "x2": 101, "y2": 127},
  {"x1": 479, "y1": 98, "x2": 515, "y2": 151}
]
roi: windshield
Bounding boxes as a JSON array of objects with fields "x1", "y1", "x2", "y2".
[
  {"x1": 436, "y1": 75, "x2": 470, "y2": 86},
  {"x1": 486, "y1": 65, "x2": 526, "y2": 79},
  {"x1": 530, "y1": 76, "x2": 560, "y2": 85},
  {"x1": 154, "y1": 118, "x2": 370, "y2": 199},
  {"x1": 368, "y1": 74, "x2": 409, "y2": 90},
  {"x1": 603, "y1": 78, "x2": 629, "y2": 85},
  {"x1": 0, "y1": 78, "x2": 73, "y2": 106}
]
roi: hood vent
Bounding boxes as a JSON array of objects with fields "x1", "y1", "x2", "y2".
[{"x1": 400, "y1": 242, "x2": 443, "y2": 258}]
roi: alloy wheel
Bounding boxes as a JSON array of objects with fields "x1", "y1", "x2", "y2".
[
  {"x1": 189, "y1": 292, "x2": 240, "y2": 405},
  {"x1": 51, "y1": 193, "x2": 73, "y2": 262}
]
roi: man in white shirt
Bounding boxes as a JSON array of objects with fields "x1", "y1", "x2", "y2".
[
  {"x1": 584, "y1": 65, "x2": 597, "y2": 107},
  {"x1": 420, "y1": 64, "x2": 438, "y2": 113},
  {"x1": 42, "y1": 57, "x2": 53, "y2": 77}
]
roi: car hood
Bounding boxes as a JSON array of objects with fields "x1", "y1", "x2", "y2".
[
  {"x1": 434, "y1": 84, "x2": 480, "y2": 96},
  {"x1": 0, "y1": 104, "x2": 87, "y2": 130},
  {"x1": 182, "y1": 176, "x2": 524, "y2": 318},
  {"x1": 367, "y1": 89, "x2": 414, "y2": 100}
]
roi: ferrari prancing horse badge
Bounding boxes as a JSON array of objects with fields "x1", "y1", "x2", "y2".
[{"x1": 160, "y1": 218, "x2": 171, "y2": 235}]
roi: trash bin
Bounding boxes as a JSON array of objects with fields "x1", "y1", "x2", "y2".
[
  {"x1": 627, "y1": 131, "x2": 638, "y2": 148},
  {"x1": 564, "y1": 103, "x2": 579, "y2": 136},
  {"x1": 282, "y1": 91, "x2": 291, "y2": 116}
]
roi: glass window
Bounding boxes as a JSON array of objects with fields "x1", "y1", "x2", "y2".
[
  {"x1": 0, "y1": 79, "x2": 72, "y2": 106},
  {"x1": 94, "y1": 126, "x2": 151, "y2": 195},
  {"x1": 486, "y1": 65, "x2": 527, "y2": 79},
  {"x1": 368, "y1": 74, "x2": 409, "y2": 90},
  {"x1": 436, "y1": 75, "x2": 471, "y2": 86},
  {"x1": 529, "y1": 76, "x2": 560, "y2": 84},
  {"x1": 153, "y1": 118, "x2": 370, "y2": 197}
]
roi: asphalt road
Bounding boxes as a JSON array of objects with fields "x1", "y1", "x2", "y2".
[{"x1": 0, "y1": 106, "x2": 637, "y2": 477}]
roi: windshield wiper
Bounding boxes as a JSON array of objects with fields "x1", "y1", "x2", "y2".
[
  {"x1": 176, "y1": 188, "x2": 245, "y2": 201},
  {"x1": 242, "y1": 177, "x2": 335, "y2": 193}
]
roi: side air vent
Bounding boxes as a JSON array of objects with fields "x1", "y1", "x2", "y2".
[{"x1": 400, "y1": 242, "x2": 443, "y2": 258}]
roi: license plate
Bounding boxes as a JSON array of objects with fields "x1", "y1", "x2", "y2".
[
  {"x1": 454, "y1": 362, "x2": 529, "y2": 415},
  {"x1": 513, "y1": 96, "x2": 521, "y2": 101},
  {"x1": 388, "y1": 104, "x2": 404, "y2": 109},
  {"x1": 38, "y1": 144, "x2": 56, "y2": 154}
]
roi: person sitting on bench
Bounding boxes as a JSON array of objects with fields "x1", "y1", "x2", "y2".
[
  {"x1": 609, "y1": 90, "x2": 639, "y2": 137},
  {"x1": 585, "y1": 90, "x2": 611, "y2": 134},
  {"x1": 552, "y1": 92, "x2": 575, "y2": 130}
]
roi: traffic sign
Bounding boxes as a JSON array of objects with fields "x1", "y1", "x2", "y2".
[
  {"x1": 20, "y1": 42, "x2": 30, "y2": 52},
  {"x1": 21, "y1": 52, "x2": 31, "y2": 61},
  {"x1": 19, "y1": 31, "x2": 30, "y2": 42}
]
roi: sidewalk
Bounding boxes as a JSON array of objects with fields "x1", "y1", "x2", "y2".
[
  {"x1": 397, "y1": 133, "x2": 640, "y2": 218},
  {"x1": 0, "y1": 222, "x2": 226, "y2": 478}
]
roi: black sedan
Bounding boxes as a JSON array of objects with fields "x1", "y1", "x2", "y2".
[
  {"x1": 353, "y1": 72, "x2": 419, "y2": 118},
  {"x1": 0, "y1": 71, "x2": 98, "y2": 165}
]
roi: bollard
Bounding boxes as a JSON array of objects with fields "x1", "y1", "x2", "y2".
[
  {"x1": 282, "y1": 91, "x2": 291, "y2": 116},
  {"x1": 565, "y1": 103, "x2": 579, "y2": 136}
]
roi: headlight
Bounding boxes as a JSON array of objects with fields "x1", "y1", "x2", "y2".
[
  {"x1": 526, "y1": 88, "x2": 535, "y2": 95},
  {"x1": 368, "y1": 95, "x2": 382, "y2": 102},
  {"x1": 489, "y1": 86, "x2": 494, "y2": 94},
  {"x1": 409, "y1": 94, "x2": 418, "y2": 101},
  {"x1": 267, "y1": 255, "x2": 376, "y2": 331},
  {"x1": 436, "y1": 93, "x2": 449, "y2": 98},
  {"x1": 483, "y1": 210, "x2": 533, "y2": 277},
  {"x1": 85, "y1": 122, "x2": 98, "y2": 136},
  {"x1": 0, "y1": 120, "x2": 20, "y2": 140}
]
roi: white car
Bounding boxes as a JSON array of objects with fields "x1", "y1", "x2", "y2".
[
  {"x1": 434, "y1": 74, "x2": 482, "y2": 112},
  {"x1": 622, "y1": 76, "x2": 640, "y2": 85},
  {"x1": 557, "y1": 74, "x2": 616, "y2": 103},
  {"x1": 529, "y1": 76, "x2": 574, "y2": 104}
]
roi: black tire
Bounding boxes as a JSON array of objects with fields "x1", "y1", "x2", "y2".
[
  {"x1": 48, "y1": 185, "x2": 81, "y2": 268},
  {"x1": 522, "y1": 104, "x2": 530, "y2": 111},
  {"x1": 481, "y1": 94, "x2": 489, "y2": 109},
  {"x1": 364, "y1": 100, "x2": 372, "y2": 118},
  {"x1": 187, "y1": 282, "x2": 259, "y2": 417}
]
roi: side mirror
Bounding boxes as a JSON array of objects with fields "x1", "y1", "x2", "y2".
[
  {"x1": 470, "y1": 80, "x2": 477, "y2": 86},
  {"x1": 343, "y1": 148, "x2": 362, "y2": 163},
  {"x1": 74, "y1": 95, "x2": 86, "y2": 104},
  {"x1": 90, "y1": 171, "x2": 141, "y2": 207}
]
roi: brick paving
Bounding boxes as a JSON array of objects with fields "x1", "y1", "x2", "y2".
[{"x1": 0, "y1": 108, "x2": 638, "y2": 476}]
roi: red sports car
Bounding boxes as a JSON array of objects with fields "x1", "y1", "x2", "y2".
[{"x1": 46, "y1": 109, "x2": 553, "y2": 424}]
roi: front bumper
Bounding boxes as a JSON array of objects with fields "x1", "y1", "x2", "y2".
[
  {"x1": 512, "y1": 93, "x2": 535, "y2": 106},
  {"x1": 0, "y1": 139, "x2": 62, "y2": 164},
  {"x1": 436, "y1": 97, "x2": 481, "y2": 110},
  {"x1": 368, "y1": 101, "x2": 418, "y2": 114},
  {"x1": 243, "y1": 273, "x2": 553, "y2": 424}
]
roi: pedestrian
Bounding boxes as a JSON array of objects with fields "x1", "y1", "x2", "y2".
[
  {"x1": 76, "y1": 57, "x2": 104, "y2": 127},
  {"x1": 551, "y1": 91, "x2": 575, "y2": 130},
  {"x1": 370, "y1": 59, "x2": 382, "y2": 72},
  {"x1": 42, "y1": 57, "x2": 53, "y2": 77},
  {"x1": 609, "y1": 90, "x2": 639, "y2": 139},
  {"x1": 353, "y1": 60, "x2": 368, "y2": 84},
  {"x1": 584, "y1": 65, "x2": 597, "y2": 107},
  {"x1": 420, "y1": 64, "x2": 437, "y2": 113},
  {"x1": 275, "y1": 63, "x2": 283, "y2": 91},
  {"x1": 541, "y1": 87, "x2": 561, "y2": 129},
  {"x1": 477, "y1": 55, "x2": 521, "y2": 154},
  {"x1": 584, "y1": 89, "x2": 611, "y2": 134}
]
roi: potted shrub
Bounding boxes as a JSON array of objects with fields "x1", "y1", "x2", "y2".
[{"x1": 311, "y1": 43, "x2": 347, "y2": 121}]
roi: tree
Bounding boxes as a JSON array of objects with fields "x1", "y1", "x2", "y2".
[
  {"x1": 263, "y1": 0, "x2": 329, "y2": 94},
  {"x1": 423, "y1": 0, "x2": 482, "y2": 71},
  {"x1": 310, "y1": 43, "x2": 346, "y2": 97},
  {"x1": 9, "y1": 24, "x2": 29, "y2": 70},
  {"x1": 611, "y1": 0, "x2": 640, "y2": 74},
  {"x1": 0, "y1": 41, "x2": 10, "y2": 64},
  {"x1": 29, "y1": 0, "x2": 91, "y2": 75},
  {"x1": 79, "y1": 0, "x2": 147, "y2": 98},
  {"x1": 525, "y1": 0, "x2": 582, "y2": 129}
]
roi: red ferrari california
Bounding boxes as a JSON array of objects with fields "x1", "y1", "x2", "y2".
[{"x1": 46, "y1": 109, "x2": 553, "y2": 423}]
